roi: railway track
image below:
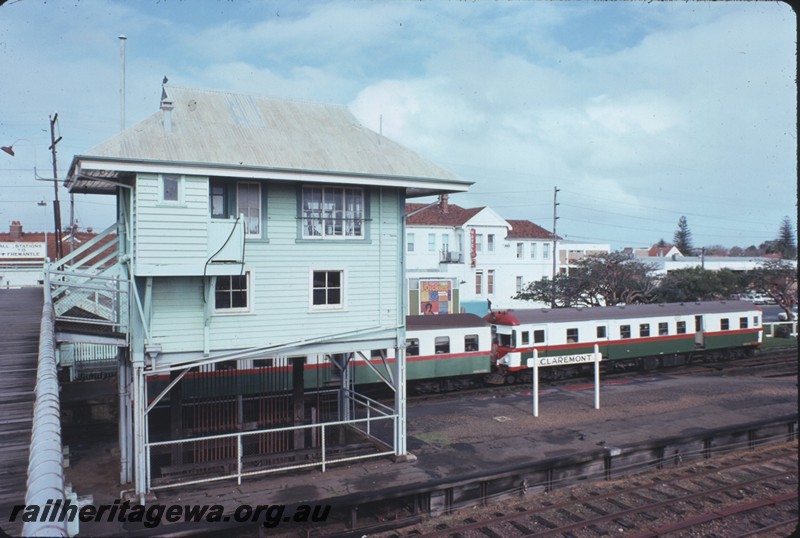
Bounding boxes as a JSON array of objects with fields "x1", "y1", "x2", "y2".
[{"x1": 364, "y1": 442, "x2": 798, "y2": 538}]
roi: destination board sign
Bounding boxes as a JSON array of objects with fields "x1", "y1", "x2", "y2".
[
  {"x1": 0, "y1": 242, "x2": 46, "y2": 258},
  {"x1": 527, "y1": 353, "x2": 599, "y2": 368}
]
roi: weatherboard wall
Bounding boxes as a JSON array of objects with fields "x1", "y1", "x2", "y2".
[{"x1": 143, "y1": 180, "x2": 404, "y2": 355}]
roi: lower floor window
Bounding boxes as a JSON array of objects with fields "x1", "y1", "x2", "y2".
[
  {"x1": 312, "y1": 270, "x2": 343, "y2": 309},
  {"x1": 215, "y1": 273, "x2": 249, "y2": 311}
]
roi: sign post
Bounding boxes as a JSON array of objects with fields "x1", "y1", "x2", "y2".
[{"x1": 527, "y1": 344, "x2": 602, "y2": 417}]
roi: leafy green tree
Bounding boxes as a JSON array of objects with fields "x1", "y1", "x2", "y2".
[
  {"x1": 654, "y1": 267, "x2": 744, "y2": 303},
  {"x1": 515, "y1": 252, "x2": 658, "y2": 307},
  {"x1": 774, "y1": 216, "x2": 797, "y2": 259},
  {"x1": 746, "y1": 259, "x2": 797, "y2": 317},
  {"x1": 672, "y1": 216, "x2": 693, "y2": 255}
]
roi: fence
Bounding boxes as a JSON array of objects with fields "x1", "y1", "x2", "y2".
[{"x1": 145, "y1": 389, "x2": 397, "y2": 491}]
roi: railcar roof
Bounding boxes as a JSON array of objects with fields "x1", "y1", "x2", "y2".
[
  {"x1": 493, "y1": 301, "x2": 759, "y2": 325},
  {"x1": 406, "y1": 313, "x2": 490, "y2": 331}
]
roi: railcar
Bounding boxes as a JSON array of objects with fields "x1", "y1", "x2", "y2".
[
  {"x1": 147, "y1": 313, "x2": 493, "y2": 397},
  {"x1": 486, "y1": 301, "x2": 762, "y2": 383}
]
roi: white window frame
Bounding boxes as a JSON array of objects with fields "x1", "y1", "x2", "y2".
[
  {"x1": 213, "y1": 271, "x2": 252, "y2": 314},
  {"x1": 302, "y1": 186, "x2": 364, "y2": 239},
  {"x1": 516, "y1": 243, "x2": 524, "y2": 259},
  {"x1": 543, "y1": 243, "x2": 551, "y2": 259},
  {"x1": 475, "y1": 270, "x2": 483, "y2": 295},
  {"x1": 428, "y1": 233, "x2": 436, "y2": 252},
  {"x1": 159, "y1": 174, "x2": 183, "y2": 204},
  {"x1": 310, "y1": 269, "x2": 346, "y2": 311},
  {"x1": 516, "y1": 276, "x2": 523, "y2": 293},
  {"x1": 487, "y1": 234, "x2": 495, "y2": 252},
  {"x1": 530, "y1": 242, "x2": 537, "y2": 259},
  {"x1": 487, "y1": 269, "x2": 495, "y2": 295},
  {"x1": 407, "y1": 232, "x2": 415, "y2": 252},
  {"x1": 237, "y1": 182, "x2": 261, "y2": 238}
]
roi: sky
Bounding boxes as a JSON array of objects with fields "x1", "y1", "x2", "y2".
[{"x1": 0, "y1": 0, "x2": 796, "y2": 251}]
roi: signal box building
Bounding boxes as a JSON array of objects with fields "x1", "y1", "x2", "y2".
[{"x1": 64, "y1": 85, "x2": 470, "y2": 498}]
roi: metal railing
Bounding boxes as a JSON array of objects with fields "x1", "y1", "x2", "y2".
[
  {"x1": 46, "y1": 222, "x2": 129, "y2": 336},
  {"x1": 23, "y1": 291, "x2": 69, "y2": 537},
  {"x1": 145, "y1": 390, "x2": 397, "y2": 491}
]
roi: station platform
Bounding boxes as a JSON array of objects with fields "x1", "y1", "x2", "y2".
[{"x1": 63, "y1": 372, "x2": 797, "y2": 536}]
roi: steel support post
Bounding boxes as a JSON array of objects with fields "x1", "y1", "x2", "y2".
[{"x1": 394, "y1": 345, "x2": 407, "y2": 456}]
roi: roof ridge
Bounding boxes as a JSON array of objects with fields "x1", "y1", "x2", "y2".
[{"x1": 164, "y1": 85, "x2": 349, "y2": 110}]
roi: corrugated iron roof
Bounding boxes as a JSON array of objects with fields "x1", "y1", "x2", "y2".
[{"x1": 68, "y1": 86, "x2": 471, "y2": 196}]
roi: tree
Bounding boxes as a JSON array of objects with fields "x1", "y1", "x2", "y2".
[
  {"x1": 774, "y1": 216, "x2": 797, "y2": 259},
  {"x1": 728, "y1": 246, "x2": 744, "y2": 257},
  {"x1": 747, "y1": 259, "x2": 798, "y2": 317},
  {"x1": 515, "y1": 252, "x2": 659, "y2": 307},
  {"x1": 672, "y1": 216, "x2": 693, "y2": 255},
  {"x1": 654, "y1": 267, "x2": 744, "y2": 303}
]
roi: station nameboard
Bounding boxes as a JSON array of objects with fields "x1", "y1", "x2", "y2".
[{"x1": 527, "y1": 353, "x2": 600, "y2": 368}]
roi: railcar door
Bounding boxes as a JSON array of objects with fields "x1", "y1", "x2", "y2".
[
  {"x1": 694, "y1": 315, "x2": 705, "y2": 347},
  {"x1": 595, "y1": 323, "x2": 610, "y2": 358}
]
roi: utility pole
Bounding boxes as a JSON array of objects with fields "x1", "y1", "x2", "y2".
[
  {"x1": 49, "y1": 113, "x2": 64, "y2": 260},
  {"x1": 551, "y1": 186, "x2": 560, "y2": 308}
]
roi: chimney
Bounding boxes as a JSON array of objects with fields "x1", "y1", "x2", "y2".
[
  {"x1": 161, "y1": 98, "x2": 174, "y2": 133},
  {"x1": 9, "y1": 221, "x2": 22, "y2": 240},
  {"x1": 439, "y1": 194, "x2": 449, "y2": 214}
]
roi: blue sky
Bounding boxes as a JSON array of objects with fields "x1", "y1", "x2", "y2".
[{"x1": 0, "y1": 0, "x2": 795, "y2": 250}]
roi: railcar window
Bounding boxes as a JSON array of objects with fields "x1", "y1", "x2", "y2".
[
  {"x1": 739, "y1": 317, "x2": 748, "y2": 329},
  {"x1": 371, "y1": 349, "x2": 385, "y2": 359},
  {"x1": 658, "y1": 322, "x2": 668, "y2": 336},
  {"x1": 406, "y1": 338, "x2": 419, "y2": 356},
  {"x1": 533, "y1": 330, "x2": 545, "y2": 344},
  {"x1": 677, "y1": 321, "x2": 686, "y2": 334},
  {"x1": 753, "y1": 316, "x2": 759, "y2": 327},
  {"x1": 215, "y1": 360, "x2": 237, "y2": 371},
  {"x1": 639, "y1": 324, "x2": 650, "y2": 337},
  {"x1": 253, "y1": 358, "x2": 274, "y2": 368},
  {"x1": 620, "y1": 325, "x2": 631, "y2": 339},
  {"x1": 520, "y1": 331, "x2": 530, "y2": 345},
  {"x1": 497, "y1": 333, "x2": 512, "y2": 347},
  {"x1": 566, "y1": 328, "x2": 579, "y2": 343},
  {"x1": 720, "y1": 318, "x2": 729, "y2": 330},
  {"x1": 435, "y1": 336, "x2": 450, "y2": 354},
  {"x1": 465, "y1": 334, "x2": 479, "y2": 351},
  {"x1": 596, "y1": 326, "x2": 606, "y2": 339}
]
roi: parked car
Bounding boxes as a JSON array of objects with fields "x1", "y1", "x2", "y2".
[{"x1": 777, "y1": 306, "x2": 798, "y2": 321}]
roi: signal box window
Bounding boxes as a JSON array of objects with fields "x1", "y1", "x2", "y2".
[
  {"x1": 161, "y1": 174, "x2": 181, "y2": 202},
  {"x1": 406, "y1": 338, "x2": 419, "y2": 357},
  {"x1": 465, "y1": 334, "x2": 479, "y2": 351},
  {"x1": 566, "y1": 328, "x2": 579, "y2": 343},
  {"x1": 620, "y1": 325, "x2": 631, "y2": 339},
  {"x1": 312, "y1": 270, "x2": 343, "y2": 309},
  {"x1": 658, "y1": 322, "x2": 669, "y2": 336},
  {"x1": 720, "y1": 318, "x2": 729, "y2": 330},
  {"x1": 434, "y1": 336, "x2": 450, "y2": 354},
  {"x1": 739, "y1": 317, "x2": 748, "y2": 329},
  {"x1": 533, "y1": 330, "x2": 545, "y2": 344},
  {"x1": 302, "y1": 186, "x2": 364, "y2": 239},
  {"x1": 215, "y1": 274, "x2": 249, "y2": 312},
  {"x1": 639, "y1": 324, "x2": 650, "y2": 337},
  {"x1": 676, "y1": 321, "x2": 687, "y2": 334}
]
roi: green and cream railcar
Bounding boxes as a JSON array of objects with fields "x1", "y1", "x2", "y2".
[{"x1": 488, "y1": 301, "x2": 762, "y2": 380}]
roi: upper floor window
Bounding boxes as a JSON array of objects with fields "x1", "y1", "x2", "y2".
[
  {"x1": 210, "y1": 180, "x2": 228, "y2": 218},
  {"x1": 237, "y1": 182, "x2": 261, "y2": 237},
  {"x1": 530, "y1": 243, "x2": 537, "y2": 259},
  {"x1": 543, "y1": 243, "x2": 551, "y2": 259},
  {"x1": 161, "y1": 174, "x2": 182, "y2": 203},
  {"x1": 407, "y1": 233, "x2": 415, "y2": 252},
  {"x1": 516, "y1": 243, "x2": 524, "y2": 259},
  {"x1": 475, "y1": 234, "x2": 483, "y2": 252},
  {"x1": 487, "y1": 234, "x2": 495, "y2": 252},
  {"x1": 428, "y1": 233, "x2": 436, "y2": 252},
  {"x1": 302, "y1": 186, "x2": 364, "y2": 239}
]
